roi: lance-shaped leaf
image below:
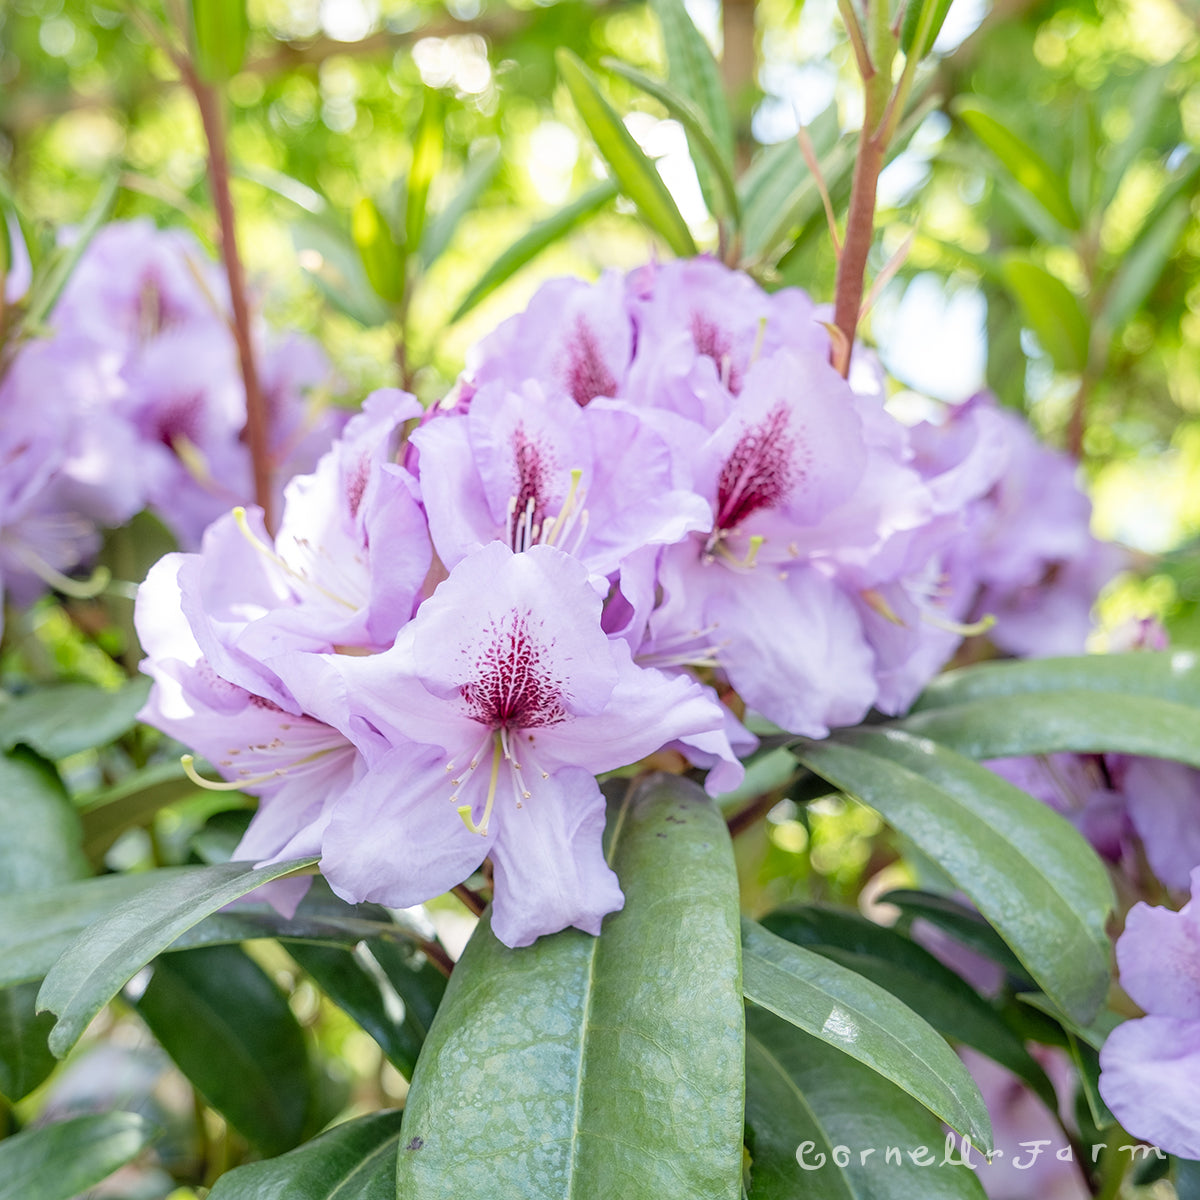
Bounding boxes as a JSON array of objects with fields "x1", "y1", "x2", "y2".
[
  {"x1": 601, "y1": 58, "x2": 740, "y2": 223},
  {"x1": 557, "y1": 49, "x2": 697, "y2": 258},
  {"x1": 761, "y1": 906, "x2": 1057, "y2": 1110},
  {"x1": 190, "y1": 0, "x2": 248, "y2": 83},
  {"x1": 352, "y1": 197, "x2": 406, "y2": 305},
  {"x1": 207, "y1": 1110, "x2": 405, "y2": 1200},
  {"x1": 1100, "y1": 193, "x2": 1190, "y2": 336},
  {"x1": 37, "y1": 856, "x2": 318, "y2": 1056},
  {"x1": 1001, "y1": 255, "x2": 1090, "y2": 373},
  {"x1": 406, "y1": 88, "x2": 444, "y2": 255},
  {"x1": 741, "y1": 918, "x2": 991, "y2": 1146},
  {"x1": 134, "y1": 944, "x2": 314, "y2": 1156},
  {"x1": 396, "y1": 775, "x2": 744, "y2": 1198},
  {"x1": 745, "y1": 1008, "x2": 988, "y2": 1200},
  {"x1": 292, "y1": 218, "x2": 392, "y2": 327},
  {"x1": 450, "y1": 180, "x2": 617, "y2": 322},
  {"x1": 901, "y1": 0, "x2": 956, "y2": 59},
  {"x1": 791, "y1": 730, "x2": 1113, "y2": 1024},
  {"x1": 0, "y1": 677, "x2": 150, "y2": 761},
  {"x1": 954, "y1": 99, "x2": 1079, "y2": 231},
  {"x1": 0, "y1": 1112, "x2": 150, "y2": 1200},
  {"x1": 0, "y1": 984, "x2": 56, "y2": 1102},
  {"x1": 420, "y1": 141, "x2": 501, "y2": 267},
  {"x1": 78, "y1": 760, "x2": 200, "y2": 862}
]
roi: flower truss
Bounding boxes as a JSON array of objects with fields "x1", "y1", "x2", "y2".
[{"x1": 135, "y1": 256, "x2": 1121, "y2": 947}]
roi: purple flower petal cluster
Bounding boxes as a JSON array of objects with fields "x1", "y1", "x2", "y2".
[
  {"x1": 135, "y1": 256, "x2": 1123, "y2": 947},
  {"x1": 0, "y1": 219, "x2": 344, "y2": 630},
  {"x1": 1098, "y1": 868, "x2": 1200, "y2": 1159}
]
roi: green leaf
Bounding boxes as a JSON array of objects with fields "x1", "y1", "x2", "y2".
[
  {"x1": 135, "y1": 944, "x2": 313, "y2": 1156},
  {"x1": 189, "y1": 0, "x2": 248, "y2": 83},
  {"x1": 420, "y1": 141, "x2": 501, "y2": 267},
  {"x1": 1100, "y1": 62, "x2": 1177, "y2": 210},
  {"x1": 37, "y1": 856, "x2": 318, "y2": 1057},
  {"x1": 1015, "y1": 992, "x2": 1120, "y2": 1053},
  {"x1": 0, "y1": 983, "x2": 56, "y2": 1102},
  {"x1": 0, "y1": 1112, "x2": 150, "y2": 1200},
  {"x1": 291, "y1": 219, "x2": 392, "y2": 327},
  {"x1": 741, "y1": 918, "x2": 991, "y2": 1145},
  {"x1": 1100, "y1": 195, "x2": 1190, "y2": 336},
  {"x1": 406, "y1": 88, "x2": 445, "y2": 257},
  {"x1": 0, "y1": 749, "x2": 88, "y2": 893},
  {"x1": 23, "y1": 172, "x2": 120, "y2": 329},
  {"x1": 1000, "y1": 255, "x2": 1090, "y2": 373},
  {"x1": 287, "y1": 941, "x2": 445, "y2": 1080},
  {"x1": 791, "y1": 730, "x2": 1113, "y2": 1024},
  {"x1": 450, "y1": 181, "x2": 617, "y2": 322},
  {"x1": 1175, "y1": 1158, "x2": 1200, "y2": 1199},
  {"x1": 0, "y1": 677, "x2": 151, "y2": 761},
  {"x1": 762, "y1": 907, "x2": 1057, "y2": 1111},
  {"x1": 601, "y1": 58, "x2": 741, "y2": 223},
  {"x1": 207, "y1": 1109, "x2": 404, "y2": 1200},
  {"x1": 901, "y1": 0, "x2": 955, "y2": 60},
  {"x1": 78, "y1": 760, "x2": 200, "y2": 861},
  {"x1": 557, "y1": 49, "x2": 697, "y2": 258},
  {"x1": 745, "y1": 1008, "x2": 989, "y2": 1200},
  {"x1": 954, "y1": 99, "x2": 1079, "y2": 231},
  {"x1": 396, "y1": 775, "x2": 744, "y2": 1197},
  {"x1": 352, "y1": 197, "x2": 406, "y2": 305}
]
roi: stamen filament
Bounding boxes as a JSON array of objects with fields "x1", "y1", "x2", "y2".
[
  {"x1": 922, "y1": 610, "x2": 997, "y2": 637},
  {"x1": 181, "y1": 753, "x2": 285, "y2": 791},
  {"x1": 545, "y1": 468, "x2": 584, "y2": 548},
  {"x1": 10, "y1": 545, "x2": 111, "y2": 599},
  {"x1": 458, "y1": 735, "x2": 502, "y2": 836},
  {"x1": 232, "y1": 506, "x2": 356, "y2": 611}
]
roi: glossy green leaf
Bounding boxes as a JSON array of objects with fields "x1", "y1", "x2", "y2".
[
  {"x1": 954, "y1": 100, "x2": 1079, "y2": 230},
  {"x1": 189, "y1": 0, "x2": 248, "y2": 83},
  {"x1": 1001, "y1": 255, "x2": 1090, "y2": 373},
  {"x1": 762, "y1": 907, "x2": 1057, "y2": 1110},
  {"x1": 901, "y1": 0, "x2": 955, "y2": 60},
  {"x1": 450, "y1": 180, "x2": 617, "y2": 322},
  {"x1": 745, "y1": 1008, "x2": 989, "y2": 1200},
  {"x1": 406, "y1": 88, "x2": 444, "y2": 255},
  {"x1": 420, "y1": 141, "x2": 501, "y2": 266},
  {"x1": 396, "y1": 774, "x2": 744, "y2": 1198},
  {"x1": 0, "y1": 983, "x2": 56, "y2": 1102},
  {"x1": 1016, "y1": 992, "x2": 1120, "y2": 1053},
  {"x1": 896, "y1": 690, "x2": 1200, "y2": 769},
  {"x1": 352, "y1": 197, "x2": 406, "y2": 305},
  {"x1": 601, "y1": 58, "x2": 740, "y2": 222},
  {"x1": 0, "y1": 1112, "x2": 149, "y2": 1200},
  {"x1": 742, "y1": 918, "x2": 990, "y2": 1145},
  {"x1": 208, "y1": 1109, "x2": 405, "y2": 1200},
  {"x1": 0, "y1": 677, "x2": 150, "y2": 761},
  {"x1": 38, "y1": 856, "x2": 318, "y2": 1057},
  {"x1": 557, "y1": 49, "x2": 696, "y2": 258},
  {"x1": 1175, "y1": 1158, "x2": 1200, "y2": 1199},
  {"x1": 791, "y1": 730, "x2": 1113, "y2": 1023},
  {"x1": 287, "y1": 941, "x2": 445, "y2": 1080},
  {"x1": 0, "y1": 750, "x2": 87, "y2": 893},
  {"x1": 880, "y1": 890, "x2": 1031, "y2": 983},
  {"x1": 135, "y1": 944, "x2": 313, "y2": 1156},
  {"x1": 79, "y1": 760, "x2": 199, "y2": 861}
]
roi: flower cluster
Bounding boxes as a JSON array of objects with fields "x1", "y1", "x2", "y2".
[
  {"x1": 0, "y1": 219, "x2": 343, "y2": 632},
  {"x1": 136, "y1": 256, "x2": 1121, "y2": 947}
]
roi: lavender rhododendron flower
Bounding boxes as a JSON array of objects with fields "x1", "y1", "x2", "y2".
[{"x1": 1098, "y1": 868, "x2": 1200, "y2": 1159}]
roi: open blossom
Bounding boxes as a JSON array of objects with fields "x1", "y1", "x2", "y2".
[
  {"x1": 310, "y1": 542, "x2": 732, "y2": 947},
  {"x1": 1098, "y1": 868, "x2": 1200, "y2": 1158}
]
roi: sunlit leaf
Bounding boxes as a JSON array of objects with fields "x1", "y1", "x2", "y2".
[
  {"x1": 420, "y1": 140, "x2": 501, "y2": 267},
  {"x1": 396, "y1": 775, "x2": 744, "y2": 1197},
  {"x1": 1001, "y1": 255, "x2": 1090, "y2": 373},
  {"x1": 406, "y1": 87, "x2": 445, "y2": 257},
  {"x1": 189, "y1": 0, "x2": 248, "y2": 83},
  {"x1": 901, "y1": 0, "x2": 955, "y2": 60},
  {"x1": 352, "y1": 197, "x2": 405, "y2": 305},
  {"x1": 557, "y1": 49, "x2": 696, "y2": 258}
]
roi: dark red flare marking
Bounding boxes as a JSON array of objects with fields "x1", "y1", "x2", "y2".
[
  {"x1": 153, "y1": 393, "x2": 205, "y2": 451},
  {"x1": 511, "y1": 424, "x2": 553, "y2": 537},
  {"x1": 460, "y1": 609, "x2": 567, "y2": 730},
  {"x1": 563, "y1": 320, "x2": 617, "y2": 407},
  {"x1": 715, "y1": 403, "x2": 799, "y2": 532},
  {"x1": 691, "y1": 312, "x2": 742, "y2": 394},
  {"x1": 346, "y1": 453, "x2": 371, "y2": 519}
]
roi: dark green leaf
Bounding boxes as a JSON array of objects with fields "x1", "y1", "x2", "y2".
[
  {"x1": 791, "y1": 730, "x2": 1113, "y2": 1023},
  {"x1": 79, "y1": 760, "x2": 199, "y2": 861},
  {"x1": 396, "y1": 775, "x2": 744, "y2": 1197},
  {"x1": 557, "y1": 49, "x2": 697, "y2": 258},
  {"x1": 0, "y1": 984, "x2": 56, "y2": 1102},
  {"x1": 1175, "y1": 1158, "x2": 1200, "y2": 1199},
  {"x1": 38, "y1": 856, "x2": 318, "y2": 1057},
  {"x1": 420, "y1": 141, "x2": 501, "y2": 266},
  {"x1": 1015, "y1": 992, "x2": 1120, "y2": 1053},
  {"x1": 601, "y1": 58, "x2": 740, "y2": 222},
  {"x1": 1001, "y1": 255, "x2": 1090, "y2": 373},
  {"x1": 287, "y1": 941, "x2": 445, "y2": 1080},
  {"x1": 745, "y1": 1008, "x2": 988, "y2": 1200},
  {"x1": 207, "y1": 1109, "x2": 404, "y2": 1200},
  {"x1": 762, "y1": 907, "x2": 1057, "y2": 1110},
  {"x1": 406, "y1": 88, "x2": 444, "y2": 256},
  {"x1": 742, "y1": 918, "x2": 990, "y2": 1145},
  {"x1": 450, "y1": 181, "x2": 617, "y2": 322},
  {"x1": 954, "y1": 100, "x2": 1079, "y2": 231},
  {"x1": 0, "y1": 1112, "x2": 149, "y2": 1200},
  {"x1": 352, "y1": 197, "x2": 406, "y2": 305},
  {"x1": 189, "y1": 0, "x2": 248, "y2": 83},
  {"x1": 1063, "y1": 1031, "x2": 1116, "y2": 1131},
  {"x1": 0, "y1": 749, "x2": 87, "y2": 893},
  {"x1": 135, "y1": 944, "x2": 313, "y2": 1156},
  {"x1": 0, "y1": 677, "x2": 150, "y2": 761}
]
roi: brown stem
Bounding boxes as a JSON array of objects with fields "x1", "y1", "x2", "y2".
[
  {"x1": 830, "y1": 130, "x2": 885, "y2": 377},
  {"x1": 725, "y1": 791, "x2": 779, "y2": 839},
  {"x1": 1067, "y1": 373, "x2": 1091, "y2": 458},
  {"x1": 453, "y1": 882, "x2": 487, "y2": 917},
  {"x1": 418, "y1": 937, "x2": 456, "y2": 978},
  {"x1": 186, "y1": 66, "x2": 274, "y2": 532}
]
